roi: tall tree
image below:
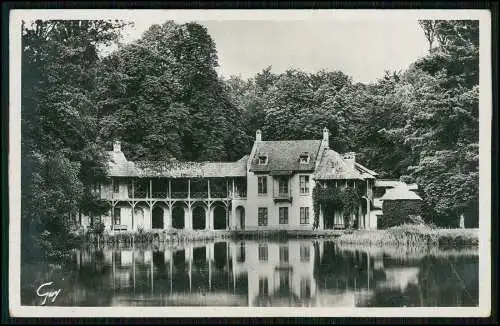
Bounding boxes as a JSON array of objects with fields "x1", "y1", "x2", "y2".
[
  {"x1": 97, "y1": 21, "x2": 247, "y2": 162},
  {"x1": 419, "y1": 20, "x2": 439, "y2": 52},
  {"x1": 21, "y1": 19, "x2": 128, "y2": 259},
  {"x1": 385, "y1": 20, "x2": 479, "y2": 226}
]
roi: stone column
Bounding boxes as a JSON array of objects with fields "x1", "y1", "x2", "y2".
[
  {"x1": 131, "y1": 202, "x2": 135, "y2": 231},
  {"x1": 318, "y1": 205, "x2": 324, "y2": 230},
  {"x1": 163, "y1": 205, "x2": 168, "y2": 230},
  {"x1": 169, "y1": 204, "x2": 173, "y2": 229},
  {"x1": 205, "y1": 205, "x2": 210, "y2": 230},
  {"x1": 208, "y1": 207, "x2": 213, "y2": 231},
  {"x1": 231, "y1": 204, "x2": 237, "y2": 230},
  {"x1": 366, "y1": 198, "x2": 371, "y2": 229},
  {"x1": 185, "y1": 206, "x2": 192, "y2": 230},
  {"x1": 358, "y1": 204, "x2": 363, "y2": 230},
  {"x1": 149, "y1": 179, "x2": 152, "y2": 198}
]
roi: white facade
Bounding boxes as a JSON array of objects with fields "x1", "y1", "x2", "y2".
[
  {"x1": 85, "y1": 129, "x2": 383, "y2": 232},
  {"x1": 244, "y1": 172, "x2": 316, "y2": 230}
]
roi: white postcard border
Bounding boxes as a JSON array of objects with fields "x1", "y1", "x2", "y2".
[{"x1": 9, "y1": 9, "x2": 492, "y2": 318}]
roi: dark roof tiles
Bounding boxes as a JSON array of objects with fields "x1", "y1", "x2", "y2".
[
  {"x1": 106, "y1": 151, "x2": 248, "y2": 178},
  {"x1": 135, "y1": 159, "x2": 247, "y2": 178},
  {"x1": 249, "y1": 140, "x2": 322, "y2": 173},
  {"x1": 315, "y1": 149, "x2": 366, "y2": 180},
  {"x1": 107, "y1": 151, "x2": 139, "y2": 177},
  {"x1": 380, "y1": 186, "x2": 423, "y2": 201}
]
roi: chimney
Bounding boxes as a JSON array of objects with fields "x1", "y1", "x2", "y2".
[
  {"x1": 256, "y1": 129, "x2": 262, "y2": 142},
  {"x1": 322, "y1": 127, "x2": 329, "y2": 148},
  {"x1": 113, "y1": 140, "x2": 121, "y2": 152},
  {"x1": 343, "y1": 152, "x2": 356, "y2": 165}
]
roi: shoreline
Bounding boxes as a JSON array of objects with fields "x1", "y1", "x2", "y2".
[
  {"x1": 335, "y1": 224, "x2": 479, "y2": 249},
  {"x1": 88, "y1": 229, "x2": 346, "y2": 245},
  {"x1": 83, "y1": 225, "x2": 478, "y2": 249}
]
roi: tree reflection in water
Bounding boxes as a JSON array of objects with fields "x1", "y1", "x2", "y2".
[{"x1": 21, "y1": 240, "x2": 479, "y2": 307}]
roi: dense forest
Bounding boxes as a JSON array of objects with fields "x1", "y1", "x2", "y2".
[{"x1": 21, "y1": 19, "x2": 479, "y2": 259}]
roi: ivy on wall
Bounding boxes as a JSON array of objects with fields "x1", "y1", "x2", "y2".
[
  {"x1": 380, "y1": 200, "x2": 423, "y2": 228},
  {"x1": 312, "y1": 181, "x2": 364, "y2": 229}
]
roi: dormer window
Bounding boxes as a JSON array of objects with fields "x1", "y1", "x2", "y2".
[
  {"x1": 258, "y1": 154, "x2": 268, "y2": 165},
  {"x1": 299, "y1": 152, "x2": 310, "y2": 164}
]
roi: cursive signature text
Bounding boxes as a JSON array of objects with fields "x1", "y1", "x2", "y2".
[{"x1": 36, "y1": 281, "x2": 62, "y2": 305}]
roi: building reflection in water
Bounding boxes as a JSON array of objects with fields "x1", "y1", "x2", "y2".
[{"x1": 72, "y1": 239, "x2": 478, "y2": 307}]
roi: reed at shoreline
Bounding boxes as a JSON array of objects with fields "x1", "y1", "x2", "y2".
[
  {"x1": 82, "y1": 224, "x2": 478, "y2": 249},
  {"x1": 89, "y1": 229, "x2": 233, "y2": 245},
  {"x1": 335, "y1": 224, "x2": 479, "y2": 249}
]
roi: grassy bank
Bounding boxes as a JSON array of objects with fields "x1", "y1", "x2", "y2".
[
  {"x1": 84, "y1": 224, "x2": 478, "y2": 248},
  {"x1": 232, "y1": 229, "x2": 344, "y2": 240},
  {"x1": 89, "y1": 229, "x2": 233, "y2": 245},
  {"x1": 335, "y1": 242, "x2": 478, "y2": 261},
  {"x1": 85, "y1": 229, "x2": 346, "y2": 244},
  {"x1": 336, "y1": 224, "x2": 479, "y2": 249}
]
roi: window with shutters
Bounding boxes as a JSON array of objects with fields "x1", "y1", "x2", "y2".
[
  {"x1": 279, "y1": 246, "x2": 289, "y2": 263},
  {"x1": 258, "y1": 207, "x2": 268, "y2": 226},
  {"x1": 258, "y1": 176, "x2": 267, "y2": 195},
  {"x1": 258, "y1": 244, "x2": 268, "y2": 262},
  {"x1": 279, "y1": 207, "x2": 289, "y2": 224},
  {"x1": 299, "y1": 175, "x2": 310, "y2": 194},
  {"x1": 300, "y1": 207, "x2": 310, "y2": 224}
]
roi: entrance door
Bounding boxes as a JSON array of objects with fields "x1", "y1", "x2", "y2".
[
  {"x1": 152, "y1": 206, "x2": 164, "y2": 229},
  {"x1": 236, "y1": 206, "x2": 245, "y2": 230},
  {"x1": 192, "y1": 206, "x2": 206, "y2": 230},
  {"x1": 172, "y1": 206, "x2": 185, "y2": 229},
  {"x1": 213, "y1": 206, "x2": 227, "y2": 230}
]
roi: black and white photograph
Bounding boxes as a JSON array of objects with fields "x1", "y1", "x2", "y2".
[{"x1": 8, "y1": 9, "x2": 492, "y2": 318}]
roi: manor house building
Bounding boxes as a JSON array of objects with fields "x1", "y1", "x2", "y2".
[{"x1": 83, "y1": 128, "x2": 417, "y2": 232}]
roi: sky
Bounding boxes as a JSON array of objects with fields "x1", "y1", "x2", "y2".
[{"x1": 117, "y1": 19, "x2": 429, "y2": 84}]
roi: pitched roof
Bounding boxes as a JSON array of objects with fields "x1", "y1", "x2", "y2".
[
  {"x1": 375, "y1": 180, "x2": 406, "y2": 188},
  {"x1": 134, "y1": 159, "x2": 247, "y2": 178},
  {"x1": 407, "y1": 183, "x2": 419, "y2": 190},
  {"x1": 106, "y1": 150, "x2": 248, "y2": 178},
  {"x1": 375, "y1": 180, "x2": 419, "y2": 190},
  {"x1": 380, "y1": 185, "x2": 422, "y2": 201},
  {"x1": 314, "y1": 149, "x2": 366, "y2": 180},
  {"x1": 249, "y1": 140, "x2": 322, "y2": 173},
  {"x1": 355, "y1": 162, "x2": 378, "y2": 178},
  {"x1": 107, "y1": 151, "x2": 140, "y2": 177}
]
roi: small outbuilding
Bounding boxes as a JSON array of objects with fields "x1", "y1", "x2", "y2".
[{"x1": 378, "y1": 185, "x2": 423, "y2": 229}]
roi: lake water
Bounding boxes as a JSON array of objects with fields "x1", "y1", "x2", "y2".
[{"x1": 21, "y1": 239, "x2": 479, "y2": 307}]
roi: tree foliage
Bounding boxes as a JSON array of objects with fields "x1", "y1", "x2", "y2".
[
  {"x1": 21, "y1": 18, "x2": 479, "y2": 259},
  {"x1": 96, "y1": 21, "x2": 249, "y2": 161},
  {"x1": 21, "y1": 19, "x2": 128, "y2": 259}
]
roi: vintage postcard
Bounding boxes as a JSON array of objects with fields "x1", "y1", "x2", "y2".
[{"x1": 8, "y1": 9, "x2": 492, "y2": 318}]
